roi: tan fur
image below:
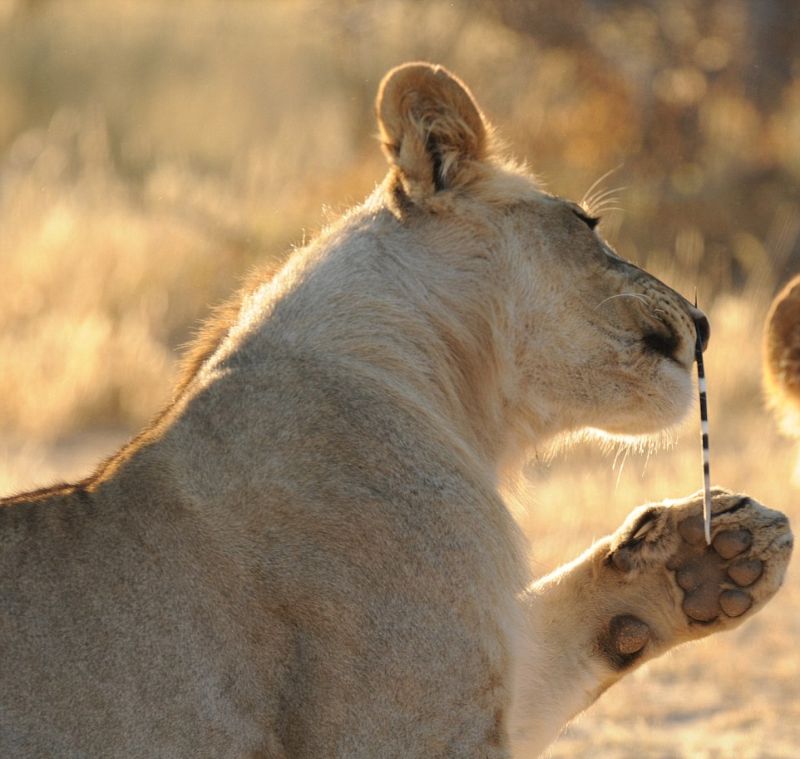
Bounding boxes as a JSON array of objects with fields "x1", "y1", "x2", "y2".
[
  {"x1": 173, "y1": 261, "x2": 280, "y2": 399},
  {"x1": 1, "y1": 63, "x2": 791, "y2": 758},
  {"x1": 764, "y1": 274, "x2": 800, "y2": 436}
]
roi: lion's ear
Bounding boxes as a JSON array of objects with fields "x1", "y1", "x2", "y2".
[{"x1": 376, "y1": 62, "x2": 488, "y2": 203}]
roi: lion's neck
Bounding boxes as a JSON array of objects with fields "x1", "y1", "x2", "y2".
[{"x1": 212, "y1": 208, "x2": 557, "y2": 475}]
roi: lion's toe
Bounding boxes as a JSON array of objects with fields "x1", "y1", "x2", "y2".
[
  {"x1": 677, "y1": 514, "x2": 707, "y2": 546},
  {"x1": 712, "y1": 528, "x2": 753, "y2": 559},
  {"x1": 727, "y1": 558, "x2": 763, "y2": 586},
  {"x1": 719, "y1": 589, "x2": 753, "y2": 617},
  {"x1": 682, "y1": 584, "x2": 721, "y2": 623}
]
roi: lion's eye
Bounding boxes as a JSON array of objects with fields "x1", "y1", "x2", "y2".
[{"x1": 574, "y1": 209, "x2": 600, "y2": 231}]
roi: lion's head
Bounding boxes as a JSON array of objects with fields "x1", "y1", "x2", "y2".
[{"x1": 365, "y1": 62, "x2": 709, "y2": 460}]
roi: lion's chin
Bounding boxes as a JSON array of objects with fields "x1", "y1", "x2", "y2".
[{"x1": 587, "y1": 363, "x2": 695, "y2": 444}]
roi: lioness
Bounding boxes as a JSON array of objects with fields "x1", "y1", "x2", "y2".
[{"x1": 0, "y1": 63, "x2": 792, "y2": 758}]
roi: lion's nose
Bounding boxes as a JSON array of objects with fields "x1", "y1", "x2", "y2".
[{"x1": 689, "y1": 307, "x2": 710, "y2": 352}]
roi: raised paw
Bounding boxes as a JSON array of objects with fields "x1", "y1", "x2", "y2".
[{"x1": 596, "y1": 489, "x2": 792, "y2": 669}]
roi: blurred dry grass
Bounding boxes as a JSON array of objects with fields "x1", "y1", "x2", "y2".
[{"x1": 1, "y1": 0, "x2": 799, "y2": 756}]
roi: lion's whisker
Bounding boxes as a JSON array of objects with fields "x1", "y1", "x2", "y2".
[
  {"x1": 580, "y1": 165, "x2": 623, "y2": 210},
  {"x1": 612, "y1": 443, "x2": 631, "y2": 489},
  {"x1": 584, "y1": 187, "x2": 627, "y2": 217},
  {"x1": 587, "y1": 186, "x2": 627, "y2": 205},
  {"x1": 586, "y1": 199, "x2": 623, "y2": 218},
  {"x1": 594, "y1": 293, "x2": 649, "y2": 310}
]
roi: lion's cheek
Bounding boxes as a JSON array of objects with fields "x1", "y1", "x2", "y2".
[
  {"x1": 635, "y1": 362, "x2": 694, "y2": 434},
  {"x1": 585, "y1": 359, "x2": 694, "y2": 436}
]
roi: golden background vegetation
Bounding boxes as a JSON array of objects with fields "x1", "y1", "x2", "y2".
[{"x1": 1, "y1": 1, "x2": 798, "y2": 755}]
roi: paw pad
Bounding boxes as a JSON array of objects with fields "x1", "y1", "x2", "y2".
[
  {"x1": 682, "y1": 585, "x2": 721, "y2": 622},
  {"x1": 669, "y1": 519, "x2": 757, "y2": 623},
  {"x1": 727, "y1": 558, "x2": 762, "y2": 587},
  {"x1": 719, "y1": 589, "x2": 752, "y2": 617},
  {"x1": 713, "y1": 529, "x2": 752, "y2": 559},
  {"x1": 677, "y1": 515, "x2": 707, "y2": 546},
  {"x1": 599, "y1": 614, "x2": 651, "y2": 669},
  {"x1": 610, "y1": 614, "x2": 650, "y2": 655}
]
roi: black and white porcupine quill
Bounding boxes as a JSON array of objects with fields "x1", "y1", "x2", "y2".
[{"x1": 696, "y1": 327, "x2": 712, "y2": 545}]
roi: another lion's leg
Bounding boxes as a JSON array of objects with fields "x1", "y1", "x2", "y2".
[{"x1": 509, "y1": 489, "x2": 793, "y2": 756}]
